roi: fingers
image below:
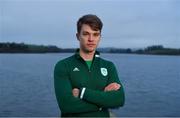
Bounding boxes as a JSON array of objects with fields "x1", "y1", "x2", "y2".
[
  {"x1": 72, "y1": 88, "x2": 79, "y2": 97},
  {"x1": 106, "y1": 83, "x2": 120, "y2": 91},
  {"x1": 104, "y1": 83, "x2": 121, "y2": 91}
]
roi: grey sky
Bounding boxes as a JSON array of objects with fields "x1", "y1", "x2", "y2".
[{"x1": 1, "y1": 0, "x2": 180, "y2": 48}]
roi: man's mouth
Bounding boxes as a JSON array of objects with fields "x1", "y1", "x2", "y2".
[{"x1": 87, "y1": 44, "x2": 95, "y2": 47}]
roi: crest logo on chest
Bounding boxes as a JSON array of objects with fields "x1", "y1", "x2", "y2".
[{"x1": 101, "y1": 68, "x2": 108, "y2": 76}]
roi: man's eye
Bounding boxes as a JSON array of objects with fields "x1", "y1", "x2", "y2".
[
  {"x1": 94, "y1": 33, "x2": 100, "y2": 36},
  {"x1": 83, "y1": 33, "x2": 89, "y2": 36}
]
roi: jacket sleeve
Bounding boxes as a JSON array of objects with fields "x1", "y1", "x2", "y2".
[
  {"x1": 54, "y1": 61, "x2": 99, "y2": 114},
  {"x1": 80, "y1": 62, "x2": 125, "y2": 108}
]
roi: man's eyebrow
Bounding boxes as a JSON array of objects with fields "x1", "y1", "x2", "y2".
[
  {"x1": 82, "y1": 31, "x2": 100, "y2": 34},
  {"x1": 83, "y1": 31, "x2": 89, "y2": 33},
  {"x1": 94, "y1": 32, "x2": 100, "y2": 34}
]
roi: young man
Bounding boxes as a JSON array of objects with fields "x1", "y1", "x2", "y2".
[{"x1": 54, "y1": 14, "x2": 125, "y2": 117}]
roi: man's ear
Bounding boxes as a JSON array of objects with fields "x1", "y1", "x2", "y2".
[{"x1": 76, "y1": 33, "x2": 80, "y2": 41}]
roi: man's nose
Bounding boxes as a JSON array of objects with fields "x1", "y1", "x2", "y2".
[{"x1": 88, "y1": 35, "x2": 93, "y2": 41}]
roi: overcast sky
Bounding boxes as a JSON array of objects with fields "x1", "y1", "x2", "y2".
[{"x1": 1, "y1": 0, "x2": 180, "y2": 48}]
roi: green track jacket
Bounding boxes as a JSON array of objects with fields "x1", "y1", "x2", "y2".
[{"x1": 54, "y1": 49, "x2": 125, "y2": 117}]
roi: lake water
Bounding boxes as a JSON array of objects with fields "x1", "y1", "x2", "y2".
[{"x1": 0, "y1": 53, "x2": 180, "y2": 117}]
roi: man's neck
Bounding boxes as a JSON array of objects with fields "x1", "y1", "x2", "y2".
[{"x1": 79, "y1": 49, "x2": 95, "y2": 61}]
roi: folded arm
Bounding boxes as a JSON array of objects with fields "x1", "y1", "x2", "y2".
[
  {"x1": 72, "y1": 62, "x2": 125, "y2": 108},
  {"x1": 54, "y1": 61, "x2": 99, "y2": 114}
]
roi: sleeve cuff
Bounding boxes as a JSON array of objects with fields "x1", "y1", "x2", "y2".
[{"x1": 80, "y1": 87, "x2": 86, "y2": 99}]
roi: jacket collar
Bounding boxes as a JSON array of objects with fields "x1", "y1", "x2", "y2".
[{"x1": 75, "y1": 48, "x2": 100, "y2": 59}]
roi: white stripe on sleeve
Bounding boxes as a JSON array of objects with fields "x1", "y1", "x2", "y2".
[{"x1": 80, "y1": 87, "x2": 86, "y2": 99}]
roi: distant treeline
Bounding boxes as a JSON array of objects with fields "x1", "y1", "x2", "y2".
[
  {"x1": 0, "y1": 42, "x2": 180, "y2": 55},
  {"x1": 134, "y1": 45, "x2": 180, "y2": 55},
  {"x1": 0, "y1": 42, "x2": 61, "y2": 53},
  {"x1": 99, "y1": 45, "x2": 180, "y2": 55}
]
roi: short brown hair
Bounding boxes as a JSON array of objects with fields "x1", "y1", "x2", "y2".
[{"x1": 77, "y1": 14, "x2": 103, "y2": 33}]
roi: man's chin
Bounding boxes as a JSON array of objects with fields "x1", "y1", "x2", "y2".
[{"x1": 86, "y1": 48, "x2": 95, "y2": 53}]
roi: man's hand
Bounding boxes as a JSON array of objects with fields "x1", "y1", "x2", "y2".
[
  {"x1": 104, "y1": 82, "x2": 121, "y2": 92},
  {"x1": 72, "y1": 83, "x2": 120, "y2": 97},
  {"x1": 72, "y1": 88, "x2": 79, "y2": 97}
]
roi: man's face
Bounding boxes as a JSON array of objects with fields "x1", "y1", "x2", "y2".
[{"x1": 77, "y1": 24, "x2": 101, "y2": 53}]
